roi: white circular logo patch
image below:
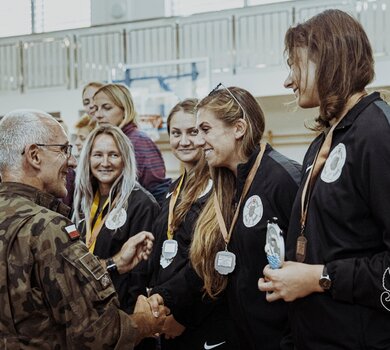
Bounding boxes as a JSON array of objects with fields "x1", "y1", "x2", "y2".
[
  {"x1": 105, "y1": 208, "x2": 127, "y2": 230},
  {"x1": 321, "y1": 143, "x2": 346, "y2": 183},
  {"x1": 243, "y1": 195, "x2": 263, "y2": 228}
]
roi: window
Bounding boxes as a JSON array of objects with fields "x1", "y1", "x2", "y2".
[
  {"x1": 0, "y1": 0, "x2": 32, "y2": 38},
  {"x1": 33, "y1": 0, "x2": 91, "y2": 33},
  {"x1": 0, "y1": 0, "x2": 91, "y2": 38},
  {"x1": 167, "y1": 0, "x2": 244, "y2": 17},
  {"x1": 167, "y1": 0, "x2": 292, "y2": 17},
  {"x1": 248, "y1": 0, "x2": 292, "y2": 5}
]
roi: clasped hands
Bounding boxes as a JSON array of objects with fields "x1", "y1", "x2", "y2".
[{"x1": 146, "y1": 293, "x2": 186, "y2": 339}]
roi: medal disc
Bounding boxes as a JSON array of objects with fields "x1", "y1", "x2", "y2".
[
  {"x1": 162, "y1": 239, "x2": 178, "y2": 260},
  {"x1": 214, "y1": 250, "x2": 236, "y2": 275},
  {"x1": 296, "y1": 235, "x2": 307, "y2": 263}
]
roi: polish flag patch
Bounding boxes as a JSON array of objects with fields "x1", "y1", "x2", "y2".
[{"x1": 65, "y1": 224, "x2": 80, "y2": 240}]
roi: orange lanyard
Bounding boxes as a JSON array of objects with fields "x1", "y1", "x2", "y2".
[
  {"x1": 214, "y1": 143, "x2": 266, "y2": 246},
  {"x1": 297, "y1": 114, "x2": 347, "y2": 262}
]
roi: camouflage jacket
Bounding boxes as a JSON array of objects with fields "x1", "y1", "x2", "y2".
[{"x1": 0, "y1": 182, "x2": 138, "y2": 349}]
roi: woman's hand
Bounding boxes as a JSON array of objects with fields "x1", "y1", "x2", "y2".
[{"x1": 258, "y1": 261, "x2": 324, "y2": 302}]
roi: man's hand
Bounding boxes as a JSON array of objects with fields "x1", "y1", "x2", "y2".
[
  {"x1": 162, "y1": 315, "x2": 185, "y2": 339},
  {"x1": 114, "y1": 231, "x2": 154, "y2": 274},
  {"x1": 131, "y1": 295, "x2": 169, "y2": 344}
]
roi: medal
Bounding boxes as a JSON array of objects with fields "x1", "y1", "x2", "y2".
[
  {"x1": 296, "y1": 235, "x2": 307, "y2": 262},
  {"x1": 105, "y1": 208, "x2": 127, "y2": 230},
  {"x1": 213, "y1": 143, "x2": 267, "y2": 275},
  {"x1": 264, "y1": 218, "x2": 285, "y2": 269},
  {"x1": 160, "y1": 254, "x2": 173, "y2": 269},
  {"x1": 214, "y1": 250, "x2": 236, "y2": 275},
  {"x1": 162, "y1": 239, "x2": 178, "y2": 260}
]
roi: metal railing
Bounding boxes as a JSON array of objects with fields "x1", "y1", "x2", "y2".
[{"x1": 0, "y1": 0, "x2": 388, "y2": 93}]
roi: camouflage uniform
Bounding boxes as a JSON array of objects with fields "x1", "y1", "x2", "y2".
[{"x1": 0, "y1": 182, "x2": 138, "y2": 349}]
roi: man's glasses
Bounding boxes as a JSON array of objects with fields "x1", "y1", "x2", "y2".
[
  {"x1": 21, "y1": 144, "x2": 73, "y2": 159},
  {"x1": 208, "y1": 82, "x2": 248, "y2": 118}
]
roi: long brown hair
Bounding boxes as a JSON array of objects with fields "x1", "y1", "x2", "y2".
[
  {"x1": 190, "y1": 86, "x2": 265, "y2": 297},
  {"x1": 167, "y1": 99, "x2": 210, "y2": 233},
  {"x1": 285, "y1": 9, "x2": 374, "y2": 130}
]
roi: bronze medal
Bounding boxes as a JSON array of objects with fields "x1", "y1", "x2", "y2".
[{"x1": 296, "y1": 235, "x2": 307, "y2": 262}]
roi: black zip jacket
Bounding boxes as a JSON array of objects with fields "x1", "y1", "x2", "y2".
[
  {"x1": 81, "y1": 185, "x2": 160, "y2": 314},
  {"x1": 286, "y1": 92, "x2": 390, "y2": 349},
  {"x1": 153, "y1": 144, "x2": 301, "y2": 350}
]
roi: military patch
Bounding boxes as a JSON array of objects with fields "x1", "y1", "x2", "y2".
[
  {"x1": 101, "y1": 273, "x2": 111, "y2": 288},
  {"x1": 79, "y1": 252, "x2": 111, "y2": 289},
  {"x1": 65, "y1": 224, "x2": 80, "y2": 240}
]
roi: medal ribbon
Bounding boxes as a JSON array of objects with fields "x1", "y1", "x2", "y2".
[
  {"x1": 167, "y1": 173, "x2": 185, "y2": 240},
  {"x1": 214, "y1": 143, "x2": 266, "y2": 246},
  {"x1": 86, "y1": 191, "x2": 110, "y2": 253}
]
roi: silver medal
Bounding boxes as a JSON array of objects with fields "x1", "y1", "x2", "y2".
[
  {"x1": 162, "y1": 239, "x2": 178, "y2": 260},
  {"x1": 264, "y1": 218, "x2": 285, "y2": 269},
  {"x1": 160, "y1": 254, "x2": 173, "y2": 269},
  {"x1": 214, "y1": 250, "x2": 236, "y2": 275}
]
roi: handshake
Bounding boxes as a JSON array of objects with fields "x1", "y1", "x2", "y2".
[{"x1": 131, "y1": 293, "x2": 185, "y2": 344}]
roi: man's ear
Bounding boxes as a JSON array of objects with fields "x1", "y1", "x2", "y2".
[
  {"x1": 234, "y1": 118, "x2": 248, "y2": 140},
  {"x1": 25, "y1": 144, "x2": 42, "y2": 170}
]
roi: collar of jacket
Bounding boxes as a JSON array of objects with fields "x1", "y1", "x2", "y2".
[
  {"x1": 0, "y1": 182, "x2": 71, "y2": 217},
  {"x1": 234, "y1": 143, "x2": 270, "y2": 204},
  {"x1": 335, "y1": 91, "x2": 380, "y2": 130}
]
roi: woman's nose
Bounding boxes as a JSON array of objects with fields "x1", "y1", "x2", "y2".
[
  {"x1": 194, "y1": 133, "x2": 205, "y2": 147},
  {"x1": 284, "y1": 71, "x2": 293, "y2": 89},
  {"x1": 180, "y1": 134, "x2": 190, "y2": 146}
]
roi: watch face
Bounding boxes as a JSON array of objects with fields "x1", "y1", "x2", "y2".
[{"x1": 320, "y1": 277, "x2": 332, "y2": 290}]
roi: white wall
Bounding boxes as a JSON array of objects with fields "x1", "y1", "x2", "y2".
[{"x1": 91, "y1": 0, "x2": 166, "y2": 25}]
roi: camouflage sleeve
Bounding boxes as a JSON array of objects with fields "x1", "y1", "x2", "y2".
[{"x1": 32, "y1": 215, "x2": 138, "y2": 349}]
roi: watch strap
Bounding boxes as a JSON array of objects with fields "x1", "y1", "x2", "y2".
[{"x1": 106, "y1": 257, "x2": 117, "y2": 273}]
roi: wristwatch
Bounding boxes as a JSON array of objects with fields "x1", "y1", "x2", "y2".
[
  {"x1": 106, "y1": 257, "x2": 118, "y2": 273},
  {"x1": 319, "y1": 265, "x2": 332, "y2": 290}
]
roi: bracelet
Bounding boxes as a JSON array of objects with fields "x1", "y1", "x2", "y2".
[{"x1": 106, "y1": 257, "x2": 118, "y2": 273}]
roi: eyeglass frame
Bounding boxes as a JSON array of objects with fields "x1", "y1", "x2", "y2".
[
  {"x1": 208, "y1": 82, "x2": 249, "y2": 119},
  {"x1": 21, "y1": 143, "x2": 73, "y2": 159}
]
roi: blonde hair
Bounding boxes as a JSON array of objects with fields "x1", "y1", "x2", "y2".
[
  {"x1": 73, "y1": 124, "x2": 137, "y2": 229},
  {"x1": 93, "y1": 83, "x2": 137, "y2": 128},
  {"x1": 190, "y1": 86, "x2": 265, "y2": 297},
  {"x1": 74, "y1": 113, "x2": 96, "y2": 131},
  {"x1": 82, "y1": 81, "x2": 104, "y2": 97},
  {"x1": 167, "y1": 98, "x2": 210, "y2": 233}
]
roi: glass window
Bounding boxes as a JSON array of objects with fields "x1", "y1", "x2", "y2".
[
  {"x1": 0, "y1": 0, "x2": 32, "y2": 38},
  {"x1": 33, "y1": 0, "x2": 91, "y2": 33},
  {"x1": 167, "y1": 0, "x2": 244, "y2": 17},
  {"x1": 248, "y1": 0, "x2": 291, "y2": 5}
]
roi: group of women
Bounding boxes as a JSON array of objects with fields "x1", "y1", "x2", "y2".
[{"x1": 67, "y1": 9, "x2": 390, "y2": 350}]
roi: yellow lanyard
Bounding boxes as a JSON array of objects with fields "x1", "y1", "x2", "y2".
[
  {"x1": 86, "y1": 191, "x2": 109, "y2": 253},
  {"x1": 167, "y1": 174, "x2": 185, "y2": 240}
]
